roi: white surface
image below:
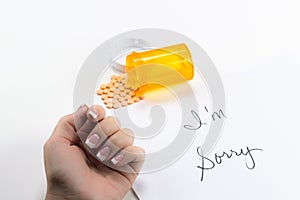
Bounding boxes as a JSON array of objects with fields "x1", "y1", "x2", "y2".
[{"x1": 0, "y1": 0, "x2": 300, "y2": 199}]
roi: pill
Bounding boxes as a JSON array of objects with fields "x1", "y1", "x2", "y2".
[
  {"x1": 119, "y1": 86, "x2": 125, "y2": 92},
  {"x1": 120, "y1": 92, "x2": 126, "y2": 97},
  {"x1": 113, "y1": 94, "x2": 119, "y2": 99},
  {"x1": 128, "y1": 91, "x2": 134, "y2": 96},
  {"x1": 111, "y1": 79, "x2": 117, "y2": 84},
  {"x1": 114, "y1": 89, "x2": 120, "y2": 94},
  {"x1": 117, "y1": 96, "x2": 124, "y2": 102},
  {"x1": 106, "y1": 102, "x2": 113, "y2": 109},
  {"x1": 128, "y1": 98, "x2": 134, "y2": 105},
  {"x1": 113, "y1": 101, "x2": 120, "y2": 109},
  {"x1": 107, "y1": 92, "x2": 114, "y2": 98},
  {"x1": 117, "y1": 75, "x2": 124, "y2": 81},
  {"x1": 112, "y1": 99, "x2": 118, "y2": 104},
  {"x1": 121, "y1": 101, "x2": 128, "y2": 107},
  {"x1": 100, "y1": 84, "x2": 106, "y2": 89},
  {"x1": 97, "y1": 73, "x2": 145, "y2": 108},
  {"x1": 103, "y1": 89, "x2": 109, "y2": 94},
  {"x1": 111, "y1": 75, "x2": 117, "y2": 80},
  {"x1": 107, "y1": 83, "x2": 113, "y2": 88},
  {"x1": 104, "y1": 98, "x2": 110, "y2": 104},
  {"x1": 133, "y1": 96, "x2": 140, "y2": 102},
  {"x1": 115, "y1": 83, "x2": 121, "y2": 88},
  {"x1": 101, "y1": 94, "x2": 108, "y2": 100},
  {"x1": 139, "y1": 94, "x2": 145, "y2": 100},
  {"x1": 110, "y1": 86, "x2": 116, "y2": 92},
  {"x1": 97, "y1": 90, "x2": 103, "y2": 95},
  {"x1": 124, "y1": 95, "x2": 131, "y2": 100}
]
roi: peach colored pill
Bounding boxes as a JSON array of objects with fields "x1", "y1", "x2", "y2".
[
  {"x1": 117, "y1": 96, "x2": 124, "y2": 102},
  {"x1": 104, "y1": 98, "x2": 110, "y2": 104},
  {"x1": 124, "y1": 95, "x2": 131, "y2": 100},
  {"x1": 110, "y1": 86, "x2": 116, "y2": 92},
  {"x1": 111, "y1": 79, "x2": 117, "y2": 84},
  {"x1": 124, "y1": 89, "x2": 130, "y2": 94},
  {"x1": 100, "y1": 84, "x2": 106, "y2": 89},
  {"x1": 113, "y1": 102, "x2": 120, "y2": 109},
  {"x1": 101, "y1": 94, "x2": 108, "y2": 100},
  {"x1": 113, "y1": 94, "x2": 119, "y2": 99},
  {"x1": 128, "y1": 91, "x2": 134, "y2": 96},
  {"x1": 115, "y1": 83, "x2": 121, "y2": 88},
  {"x1": 139, "y1": 94, "x2": 145, "y2": 100},
  {"x1": 121, "y1": 101, "x2": 128, "y2": 107},
  {"x1": 103, "y1": 89, "x2": 109, "y2": 94},
  {"x1": 119, "y1": 86, "x2": 125, "y2": 92},
  {"x1": 107, "y1": 83, "x2": 113, "y2": 88},
  {"x1": 106, "y1": 102, "x2": 112, "y2": 109},
  {"x1": 128, "y1": 99, "x2": 134, "y2": 105},
  {"x1": 117, "y1": 75, "x2": 124, "y2": 80},
  {"x1": 114, "y1": 89, "x2": 120, "y2": 94},
  {"x1": 107, "y1": 92, "x2": 113, "y2": 98},
  {"x1": 97, "y1": 90, "x2": 103, "y2": 95},
  {"x1": 112, "y1": 99, "x2": 118, "y2": 104},
  {"x1": 120, "y1": 92, "x2": 126, "y2": 97},
  {"x1": 121, "y1": 79, "x2": 126, "y2": 84},
  {"x1": 133, "y1": 96, "x2": 140, "y2": 102},
  {"x1": 111, "y1": 75, "x2": 117, "y2": 80}
]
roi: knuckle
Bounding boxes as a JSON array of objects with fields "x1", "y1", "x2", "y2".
[
  {"x1": 58, "y1": 115, "x2": 69, "y2": 126},
  {"x1": 122, "y1": 128, "x2": 134, "y2": 138},
  {"x1": 110, "y1": 132, "x2": 133, "y2": 147},
  {"x1": 109, "y1": 135, "x2": 124, "y2": 147},
  {"x1": 43, "y1": 139, "x2": 53, "y2": 153}
]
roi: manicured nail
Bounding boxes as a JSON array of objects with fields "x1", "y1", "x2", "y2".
[
  {"x1": 88, "y1": 110, "x2": 98, "y2": 119},
  {"x1": 111, "y1": 154, "x2": 124, "y2": 165},
  {"x1": 96, "y1": 147, "x2": 110, "y2": 161},
  {"x1": 85, "y1": 134, "x2": 100, "y2": 149}
]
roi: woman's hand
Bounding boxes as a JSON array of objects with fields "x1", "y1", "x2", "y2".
[{"x1": 44, "y1": 105, "x2": 145, "y2": 200}]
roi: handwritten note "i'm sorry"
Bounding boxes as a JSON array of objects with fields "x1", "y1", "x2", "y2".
[{"x1": 184, "y1": 107, "x2": 263, "y2": 181}]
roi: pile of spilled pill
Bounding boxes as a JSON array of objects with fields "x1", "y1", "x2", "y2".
[{"x1": 96, "y1": 74, "x2": 143, "y2": 109}]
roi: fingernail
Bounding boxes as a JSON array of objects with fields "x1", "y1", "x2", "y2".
[
  {"x1": 97, "y1": 147, "x2": 110, "y2": 161},
  {"x1": 88, "y1": 110, "x2": 98, "y2": 119},
  {"x1": 85, "y1": 134, "x2": 100, "y2": 149},
  {"x1": 111, "y1": 154, "x2": 124, "y2": 165}
]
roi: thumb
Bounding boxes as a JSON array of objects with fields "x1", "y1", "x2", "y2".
[
  {"x1": 49, "y1": 105, "x2": 106, "y2": 145},
  {"x1": 49, "y1": 105, "x2": 89, "y2": 144}
]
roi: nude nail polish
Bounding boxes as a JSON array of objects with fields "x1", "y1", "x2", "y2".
[
  {"x1": 85, "y1": 134, "x2": 100, "y2": 149},
  {"x1": 96, "y1": 147, "x2": 110, "y2": 161},
  {"x1": 111, "y1": 154, "x2": 124, "y2": 165},
  {"x1": 88, "y1": 110, "x2": 98, "y2": 119}
]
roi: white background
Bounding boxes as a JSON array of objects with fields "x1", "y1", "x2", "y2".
[{"x1": 0, "y1": 0, "x2": 299, "y2": 199}]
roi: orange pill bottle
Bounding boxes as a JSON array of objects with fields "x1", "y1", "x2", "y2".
[{"x1": 125, "y1": 43, "x2": 194, "y2": 95}]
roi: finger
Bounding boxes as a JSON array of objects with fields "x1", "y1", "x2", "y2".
[
  {"x1": 49, "y1": 105, "x2": 88, "y2": 143},
  {"x1": 108, "y1": 146, "x2": 145, "y2": 185},
  {"x1": 73, "y1": 104, "x2": 89, "y2": 129},
  {"x1": 95, "y1": 128, "x2": 134, "y2": 162},
  {"x1": 86, "y1": 105, "x2": 106, "y2": 123},
  {"x1": 77, "y1": 106, "x2": 106, "y2": 141},
  {"x1": 111, "y1": 146, "x2": 145, "y2": 171},
  {"x1": 84, "y1": 117, "x2": 121, "y2": 150}
]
